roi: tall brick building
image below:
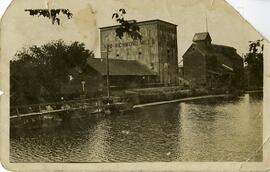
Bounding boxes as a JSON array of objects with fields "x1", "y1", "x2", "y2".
[{"x1": 100, "y1": 19, "x2": 178, "y2": 85}]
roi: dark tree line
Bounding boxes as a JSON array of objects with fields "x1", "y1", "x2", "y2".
[{"x1": 10, "y1": 40, "x2": 94, "y2": 105}]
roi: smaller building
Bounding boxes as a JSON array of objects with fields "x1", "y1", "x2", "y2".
[
  {"x1": 183, "y1": 32, "x2": 244, "y2": 91},
  {"x1": 87, "y1": 58, "x2": 157, "y2": 89},
  {"x1": 60, "y1": 58, "x2": 157, "y2": 98}
]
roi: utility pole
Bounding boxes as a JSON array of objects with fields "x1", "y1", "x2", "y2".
[
  {"x1": 101, "y1": 44, "x2": 111, "y2": 99},
  {"x1": 106, "y1": 45, "x2": 110, "y2": 99}
]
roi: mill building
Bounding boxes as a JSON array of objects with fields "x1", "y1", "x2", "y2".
[
  {"x1": 99, "y1": 19, "x2": 179, "y2": 85},
  {"x1": 183, "y1": 32, "x2": 244, "y2": 91}
]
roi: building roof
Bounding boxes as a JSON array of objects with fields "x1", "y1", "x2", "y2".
[
  {"x1": 192, "y1": 32, "x2": 212, "y2": 42},
  {"x1": 183, "y1": 42, "x2": 243, "y2": 75},
  {"x1": 193, "y1": 43, "x2": 242, "y2": 61},
  {"x1": 87, "y1": 58, "x2": 156, "y2": 76},
  {"x1": 184, "y1": 30, "x2": 242, "y2": 60},
  {"x1": 99, "y1": 19, "x2": 177, "y2": 30}
]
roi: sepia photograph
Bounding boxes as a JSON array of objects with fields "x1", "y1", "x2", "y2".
[{"x1": 1, "y1": 0, "x2": 270, "y2": 171}]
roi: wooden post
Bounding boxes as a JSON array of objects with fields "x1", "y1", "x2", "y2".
[
  {"x1": 39, "y1": 105, "x2": 42, "y2": 112},
  {"x1": 106, "y1": 45, "x2": 110, "y2": 99},
  {"x1": 81, "y1": 81, "x2": 86, "y2": 92},
  {"x1": 16, "y1": 108, "x2": 20, "y2": 117}
]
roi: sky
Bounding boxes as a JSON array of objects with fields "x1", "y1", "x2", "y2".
[
  {"x1": 1, "y1": 0, "x2": 269, "y2": 39},
  {"x1": 0, "y1": 0, "x2": 269, "y2": 63},
  {"x1": 226, "y1": 0, "x2": 270, "y2": 40}
]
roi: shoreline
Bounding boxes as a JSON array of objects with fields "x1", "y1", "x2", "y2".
[
  {"x1": 133, "y1": 94, "x2": 231, "y2": 108},
  {"x1": 245, "y1": 90, "x2": 263, "y2": 93}
]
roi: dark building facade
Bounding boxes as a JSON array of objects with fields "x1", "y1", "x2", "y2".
[
  {"x1": 60, "y1": 58, "x2": 157, "y2": 98},
  {"x1": 100, "y1": 19, "x2": 178, "y2": 85},
  {"x1": 183, "y1": 32, "x2": 244, "y2": 91}
]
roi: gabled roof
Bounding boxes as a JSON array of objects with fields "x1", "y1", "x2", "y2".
[
  {"x1": 184, "y1": 42, "x2": 242, "y2": 61},
  {"x1": 183, "y1": 43, "x2": 239, "y2": 74},
  {"x1": 87, "y1": 58, "x2": 156, "y2": 76},
  {"x1": 192, "y1": 32, "x2": 212, "y2": 42}
]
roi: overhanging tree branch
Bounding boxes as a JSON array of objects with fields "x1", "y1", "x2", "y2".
[{"x1": 25, "y1": 9, "x2": 73, "y2": 25}]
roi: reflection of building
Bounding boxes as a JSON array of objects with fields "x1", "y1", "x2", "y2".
[
  {"x1": 60, "y1": 58, "x2": 156, "y2": 98},
  {"x1": 183, "y1": 32, "x2": 244, "y2": 90},
  {"x1": 100, "y1": 19, "x2": 178, "y2": 85}
]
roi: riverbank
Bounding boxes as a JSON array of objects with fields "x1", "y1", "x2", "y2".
[
  {"x1": 121, "y1": 86, "x2": 237, "y2": 106},
  {"x1": 10, "y1": 86, "x2": 240, "y2": 117},
  {"x1": 133, "y1": 94, "x2": 232, "y2": 108},
  {"x1": 245, "y1": 90, "x2": 263, "y2": 93}
]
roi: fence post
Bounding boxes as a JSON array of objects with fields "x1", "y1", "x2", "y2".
[
  {"x1": 16, "y1": 108, "x2": 20, "y2": 117},
  {"x1": 39, "y1": 105, "x2": 42, "y2": 113}
]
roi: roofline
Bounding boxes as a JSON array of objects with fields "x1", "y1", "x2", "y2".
[
  {"x1": 88, "y1": 57, "x2": 138, "y2": 62},
  {"x1": 183, "y1": 44, "x2": 206, "y2": 58},
  {"x1": 99, "y1": 19, "x2": 177, "y2": 30},
  {"x1": 194, "y1": 32, "x2": 210, "y2": 34},
  {"x1": 212, "y1": 44, "x2": 236, "y2": 51}
]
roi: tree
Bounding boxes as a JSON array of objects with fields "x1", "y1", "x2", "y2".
[
  {"x1": 244, "y1": 39, "x2": 264, "y2": 88},
  {"x1": 25, "y1": 9, "x2": 73, "y2": 25},
  {"x1": 10, "y1": 40, "x2": 94, "y2": 105},
  {"x1": 112, "y1": 9, "x2": 142, "y2": 41}
]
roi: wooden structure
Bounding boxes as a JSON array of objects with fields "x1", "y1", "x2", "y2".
[{"x1": 183, "y1": 32, "x2": 244, "y2": 91}]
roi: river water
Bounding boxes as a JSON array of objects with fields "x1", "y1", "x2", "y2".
[{"x1": 10, "y1": 93, "x2": 263, "y2": 162}]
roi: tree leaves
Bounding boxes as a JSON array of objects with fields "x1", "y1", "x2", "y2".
[
  {"x1": 112, "y1": 9, "x2": 142, "y2": 41},
  {"x1": 119, "y1": 8, "x2": 126, "y2": 14},
  {"x1": 25, "y1": 9, "x2": 73, "y2": 25},
  {"x1": 112, "y1": 13, "x2": 119, "y2": 19},
  {"x1": 10, "y1": 40, "x2": 94, "y2": 105}
]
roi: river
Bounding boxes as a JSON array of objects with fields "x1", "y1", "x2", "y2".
[{"x1": 10, "y1": 93, "x2": 263, "y2": 162}]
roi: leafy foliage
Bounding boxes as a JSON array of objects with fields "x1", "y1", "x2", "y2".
[
  {"x1": 245, "y1": 39, "x2": 264, "y2": 64},
  {"x1": 112, "y1": 9, "x2": 142, "y2": 41},
  {"x1": 25, "y1": 9, "x2": 73, "y2": 25},
  {"x1": 244, "y1": 39, "x2": 264, "y2": 88},
  {"x1": 10, "y1": 40, "x2": 94, "y2": 105}
]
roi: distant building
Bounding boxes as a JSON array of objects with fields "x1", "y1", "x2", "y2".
[
  {"x1": 100, "y1": 19, "x2": 178, "y2": 85},
  {"x1": 183, "y1": 32, "x2": 244, "y2": 90},
  {"x1": 60, "y1": 58, "x2": 157, "y2": 98}
]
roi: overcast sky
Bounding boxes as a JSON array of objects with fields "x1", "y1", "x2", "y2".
[{"x1": 0, "y1": 0, "x2": 269, "y2": 63}]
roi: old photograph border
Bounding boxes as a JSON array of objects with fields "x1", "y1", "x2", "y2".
[{"x1": 1, "y1": 0, "x2": 270, "y2": 171}]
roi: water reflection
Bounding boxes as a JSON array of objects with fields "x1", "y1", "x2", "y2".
[{"x1": 10, "y1": 93, "x2": 263, "y2": 162}]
